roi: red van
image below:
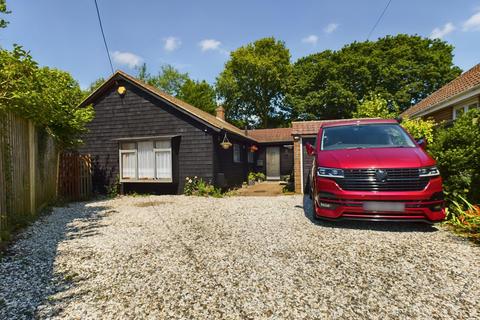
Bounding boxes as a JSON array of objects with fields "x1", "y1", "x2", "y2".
[{"x1": 306, "y1": 119, "x2": 445, "y2": 223}]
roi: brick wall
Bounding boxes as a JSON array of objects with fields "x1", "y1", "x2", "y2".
[
  {"x1": 422, "y1": 106, "x2": 453, "y2": 123},
  {"x1": 294, "y1": 139, "x2": 302, "y2": 193}
]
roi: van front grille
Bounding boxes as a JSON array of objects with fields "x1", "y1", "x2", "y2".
[{"x1": 335, "y1": 168, "x2": 429, "y2": 191}]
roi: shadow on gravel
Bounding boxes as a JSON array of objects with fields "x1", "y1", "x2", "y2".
[
  {"x1": 298, "y1": 195, "x2": 438, "y2": 233},
  {"x1": 0, "y1": 200, "x2": 112, "y2": 319}
]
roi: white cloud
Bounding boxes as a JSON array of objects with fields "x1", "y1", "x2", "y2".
[
  {"x1": 163, "y1": 36, "x2": 181, "y2": 52},
  {"x1": 430, "y1": 22, "x2": 456, "y2": 39},
  {"x1": 462, "y1": 10, "x2": 480, "y2": 31},
  {"x1": 324, "y1": 23, "x2": 339, "y2": 34},
  {"x1": 302, "y1": 34, "x2": 318, "y2": 45},
  {"x1": 199, "y1": 39, "x2": 222, "y2": 52},
  {"x1": 111, "y1": 51, "x2": 143, "y2": 68}
]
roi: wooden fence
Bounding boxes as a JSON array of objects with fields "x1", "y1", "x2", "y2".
[
  {"x1": 0, "y1": 112, "x2": 58, "y2": 242},
  {"x1": 58, "y1": 153, "x2": 92, "y2": 201}
]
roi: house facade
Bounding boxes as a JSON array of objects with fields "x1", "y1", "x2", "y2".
[
  {"x1": 79, "y1": 71, "x2": 260, "y2": 194},
  {"x1": 402, "y1": 63, "x2": 480, "y2": 122}
]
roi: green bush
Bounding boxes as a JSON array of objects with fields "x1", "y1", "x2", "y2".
[
  {"x1": 429, "y1": 109, "x2": 480, "y2": 203},
  {"x1": 183, "y1": 176, "x2": 222, "y2": 198},
  {"x1": 353, "y1": 94, "x2": 399, "y2": 119},
  {"x1": 401, "y1": 117, "x2": 436, "y2": 143},
  {"x1": 445, "y1": 195, "x2": 480, "y2": 243},
  {"x1": 248, "y1": 171, "x2": 266, "y2": 182}
]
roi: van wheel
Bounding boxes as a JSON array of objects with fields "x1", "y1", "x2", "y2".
[
  {"x1": 312, "y1": 200, "x2": 320, "y2": 221},
  {"x1": 304, "y1": 176, "x2": 311, "y2": 198}
]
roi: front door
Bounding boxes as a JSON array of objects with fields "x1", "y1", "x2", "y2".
[{"x1": 266, "y1": 147, "x2": 280, "y2": 180}]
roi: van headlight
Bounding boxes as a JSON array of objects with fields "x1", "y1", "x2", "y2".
[
  {"x1": 317, "y1": 167, "x2": 344, "y2": 178},
  {"x1": 419, "y1": 166, "x2": 440, "y2": 177}
]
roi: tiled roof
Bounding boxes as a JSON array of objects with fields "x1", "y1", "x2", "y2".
[
  {"x1": 292, "y1": 118, "x2": 383, "y2": 135},
  {"x1": 81, "y1": 70, "x2": 254, "y2": 141},
  {"x1": 402, "y1": 63, "x2": 480, "y2": 117},
  {"x1": 246, "y1": 128, "x2": 293, "y2": 143}
]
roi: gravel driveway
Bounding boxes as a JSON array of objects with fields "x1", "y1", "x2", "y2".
[{"x1": 0, "y1": 195, "x2": 479, "y2": 319}]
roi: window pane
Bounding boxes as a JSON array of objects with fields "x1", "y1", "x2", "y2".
[
  {"x1": 234, "y1": 144, "x2": 241, "y2": 162},
  {"x1": 138, "y1": 141, "x2": 154, "y2": 179},
  {"x1": 248, "y1": 152, "x2": 254, "y2": 163},
  {"x1": 121, "y1": 142, "x2": 135, "y2": 150},
  {"x1": 156, "y1": 151, "x2": 172, "y2": 179},
  {"x1": 121, "y1": 152, "x2": 136, "y2": 179},
  {"x1": 155, "y1": 140, "x2": 171, "y2": 149}
]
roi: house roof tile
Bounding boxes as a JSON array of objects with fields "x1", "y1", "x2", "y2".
[
  {"x1": 402, "y1": 63, "x2": 480, "y2": 117},
  {"x1": 246, "y1": 128, "x2": 293, "y2": 143},
  {"x1": 291, "y1": 118, "x2": 384, "y2": 136}
]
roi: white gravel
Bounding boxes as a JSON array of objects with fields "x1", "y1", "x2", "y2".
[{"x1": 0, "y1": 195, "x2": 479, "y2": 319}]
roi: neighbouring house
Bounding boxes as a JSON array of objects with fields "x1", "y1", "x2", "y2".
[
  {"x1": 78, "y1": 71, "x2": 295, "y2": 194},
  {"x1": 402, "y1": 63, "x2": 480, "y2": 122}
]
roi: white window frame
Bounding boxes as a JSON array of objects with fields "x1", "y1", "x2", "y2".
[
  {"x1": 233, "y1": 144, "x2": 241, "y2": 163},
  {"x1": 247, "y1": 151, "x2": 254, "y2": 164},
  {"x1": 453, "y1": 102, "x2": 478, "y2": 120},
  {"x1": 154, "y1": 141, "x2": 172, "y2": 181},
  {"x1": 119, "y1": 140, "x2": 173, "y2": 183},
  {"x1": 120, "y1": 147, "x2": 137, "y2": 180}
]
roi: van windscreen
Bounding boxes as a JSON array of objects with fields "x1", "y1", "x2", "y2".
[{"x1": 321, "y1": 124, "x2": 416, "y2": 150}]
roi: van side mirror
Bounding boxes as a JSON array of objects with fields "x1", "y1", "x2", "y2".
[
  {"x1": 417, "y1": 137, "x2": 427, "y2": 150},
  {"x1": 305, "y1": 142, "x2": 315, "y2": 156}
]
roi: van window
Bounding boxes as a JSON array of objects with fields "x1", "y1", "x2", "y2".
[{"x1": 321, "y1": 124, "x2": 415, "y2": 150}]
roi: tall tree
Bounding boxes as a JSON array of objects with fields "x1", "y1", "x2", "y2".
[
  {"x1": 0, "y1": 0, "x2": 10, "y2": 29},
  {"x1": 178, "y1": 79, "x2": 217, "y2": 115},
  {"x1": 137, "y1": 63, "x2": 188, "y2": 96},
  {"x1": 137, "y1": 63, "x2": 217, "y2": 114},
  {"x1": 85, "y1": 77, "x2": 106, "y2": 95},
  {"x1": 216, "y1": 37, "x2": 291, "y2": 128},
  {"x1": 287, "y1": 34, "x2": 462, "y2": 120}
]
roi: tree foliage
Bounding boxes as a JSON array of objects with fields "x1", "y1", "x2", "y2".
[
  {"x1": 216, "y1": 37, "x2": 291, "y2": 128},
  {"x1": 0, "y1": 0, "x2": 10, "y2": 29},
  {"x1": 137, "y1": 63, "x2": 188, "y2": 96},
  {"x1": 353, "y1": 94, "x2": 399, "y2": 119},
  {"x1": 429, "y1": 109, "x2": 480, "y2": 203},
  {"x1": 86, "y1": 77, "x2": 106, "y2": 95},
  {"x1": 136, "y1": 63, "x2": 217, "y2": 114},
  {"x1": 287, "y1": 34, "x2": 461, "y2": 120},
  {"x1": 401, "y1": 117, "x2": 435, "y2": 144},
  {"x1": 0, "y1": 46, "x2": 93, "y2": 148},
  {"x1": 178, "y1": 79, "x2": 217, "y2": 114}
]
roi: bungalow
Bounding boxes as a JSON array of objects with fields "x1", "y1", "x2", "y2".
[
  {"x1": 78, "y1": 71, "x2": 296, "y2": 194},
  {"x1": 402, "y1": 63, "x2": 480, "y2": 122}
]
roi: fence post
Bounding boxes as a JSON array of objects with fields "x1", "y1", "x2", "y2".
[{"x1": 28, "y1": 120, "x2": 36, "y2": 215}]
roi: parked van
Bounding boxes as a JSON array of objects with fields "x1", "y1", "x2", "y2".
[{"x1": 306, "y1": 119, "x2": 445, "y2": 223}]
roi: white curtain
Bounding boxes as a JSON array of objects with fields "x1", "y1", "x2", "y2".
[
  {"x1": 155, "y1": 140, "x2": 172, "y2": 180},
  {"x1": 121, "y1": 152, "x2": 136, "y2": 179},
  {"x1": 155, "y1": 150, "x2": 172, "y2": 179},
  {"x1": 137, "y1": 141, "x2": 155, "y2": 179}
]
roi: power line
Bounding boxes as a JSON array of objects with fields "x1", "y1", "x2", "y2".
[
  {"x1": 366, "y1": 0, "x2": 393, "y2": 41},
  {"x1": 93, "y1": 0, "x2": 114, "y2": 74}
]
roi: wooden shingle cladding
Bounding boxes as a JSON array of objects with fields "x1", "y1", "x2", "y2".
[{"x1": 78, "y1": 80, "x2": 218, "y2": 194}]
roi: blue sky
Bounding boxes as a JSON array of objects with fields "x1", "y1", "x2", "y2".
[{"x1": 1, "y1": 0, "x2": 480, "y2": 89}]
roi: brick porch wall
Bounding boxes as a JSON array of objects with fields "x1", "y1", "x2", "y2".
[{"x1": 294, "y1": 139, "x2": 302, "y2": 193}]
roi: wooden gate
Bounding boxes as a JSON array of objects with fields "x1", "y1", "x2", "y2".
[{"x1": 58, "y1": 153, "x2": 92, "y2": 200}]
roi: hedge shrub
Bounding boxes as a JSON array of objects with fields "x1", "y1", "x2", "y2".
[{"x1": 429, "y1": 109, "x2": 480, "y2": 203}]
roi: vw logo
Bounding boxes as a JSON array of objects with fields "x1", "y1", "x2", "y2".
[{"x1": 375, "y1": 169, "x2": 388, "y2": 182}]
